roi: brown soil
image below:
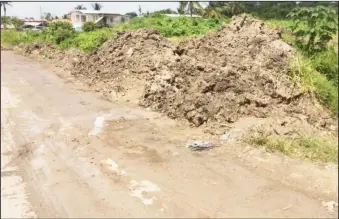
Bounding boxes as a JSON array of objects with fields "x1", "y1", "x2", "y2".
[{"x1": 21, "y1": 15, "x2": 337, "y2": 135}]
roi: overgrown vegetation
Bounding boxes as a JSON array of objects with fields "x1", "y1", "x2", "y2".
[
  {"x1": 248, "y1": 131, "x2": 338, "y2": 163},
  {"x1": 82, "y1": 21, "x2": 97, "y2": 32},
  {"x1": 1, "y1": 16, "x2": 228, "y2": 52},
  {"x1": 287, "y1": 6, "x2": 338, "y2": 53},
  {"x1": 290, "y1": 53, "x2": 338, "y2": 114}
]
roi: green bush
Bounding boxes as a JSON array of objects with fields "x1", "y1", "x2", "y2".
[
  {"x1": 311, "y1": 46, "x2": 338, "y2": 85},
  {"x1": 287, "y1": 6, "x2": 338, "y2": 54},
  {"x1": 43, "y1": 21, "x2": 75, "y2": 45},
  {"x1": 82, "y1": 21, "x2": 97, "y2": 32}
]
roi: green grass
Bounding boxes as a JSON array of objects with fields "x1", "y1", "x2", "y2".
[
  {"x1": 1, "y1": 29, "x2": 45, "y2": 47},
  {"x1": 265, "y1": 19, "x2": 293, "y2": 30},
  {"x1": 290, "y1": 53, "x2": 338, "y2": 114},
  {"x1": 248, "y1": 132, "x2": 338, "y2": 163}
]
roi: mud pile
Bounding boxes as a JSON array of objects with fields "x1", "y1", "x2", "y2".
[
  {"x1": 23, "y1": 42, "x2": 85, "y2": 69},
  {"x1": 69, "y1": 15, "x2": 334, "y2": 130},
  {"x1": 71, "y1": 29, "x2": 175, "y2": 91},
  {"x1": 141, "y1": 15, "x2": 333, "y2": 129}
]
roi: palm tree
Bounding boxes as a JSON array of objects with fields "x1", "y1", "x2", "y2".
[
  {"x1": 74, "y1": 4, "x2": 87, "y2": 10},
  {"x1": 1, "y1": 2, "x2": 12, "y2": 29},
  {"x1": 0, "y1": 1, "x2": 11, "y2": 17},
  {"x1": 222, "y1": 2, "x2": 245, "y2": 16},
  {"x1": 92, "y1": 3, "x2": 103, "y2": 11},
  {"x1": 178, "y1": 1, "x2": 202, "y2": 17},
  {"x1": 203, "y1": 6, "x2": 221, "y2": 19}
]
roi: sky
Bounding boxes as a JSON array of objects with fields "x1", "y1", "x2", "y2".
[{"x1": 4, "y1": 2, "x2": 181, "y2": 19}]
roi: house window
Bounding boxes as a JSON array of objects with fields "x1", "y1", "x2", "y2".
[
  {"x1": 81, "y1": 15, "x2": 86, "y2": 22},
  {"x1": 121, "y1": 16, "x2": 125, "y2": 23},
  {"x1": 110, "y1": 17, "x2": 113, "y2": 23},
  {"x1": 76, "y1": 15, "x2": 80, "y2": 22}
]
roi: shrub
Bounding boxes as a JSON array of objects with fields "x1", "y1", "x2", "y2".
[
  {"x1": 10, "y1": 17, "x2": 24, "y2": 30},
  {"x1": 82, "y1": 21, "x2": 97, "y2": 32},
  {"x1": 287, "y1": 6, "x2": 338, "y2": 54},
  {"x1": 311, "y1": 46, "x2": 338, "y2": 85},
  {"x1": 43, "y1": 21, "x2": 75, "y2": 44}
]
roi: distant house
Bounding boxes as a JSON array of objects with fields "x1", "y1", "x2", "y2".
[{"x1": 70, "y1": 10, "x2": 130, "y2": 31}]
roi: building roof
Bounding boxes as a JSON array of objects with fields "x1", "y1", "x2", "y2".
[{"x1": 70, "y1": 9, "x2": 127, "y2": 16}]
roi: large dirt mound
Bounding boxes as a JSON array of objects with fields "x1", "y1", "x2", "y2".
[
  {"x1": 140, "y1": 15, "x2": 333, "y2": 128},
  {"x1": 69, "y1": 15, "x2": 334, "y2": 131}
]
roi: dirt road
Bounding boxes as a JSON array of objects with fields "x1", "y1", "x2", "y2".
[{"x1": 1, "y1": 51, "x2": 338, "y2": 218}]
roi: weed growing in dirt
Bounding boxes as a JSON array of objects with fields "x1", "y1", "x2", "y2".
[
  {"x1": 248, "y1": 132, "x2": 338, "y2": 163},
  {"x1": 290, "y1": 53, "x2": 338, "y2": 114}
]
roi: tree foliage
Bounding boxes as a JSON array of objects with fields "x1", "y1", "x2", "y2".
[
  {"x1": 203, "y1": 6, "x2": 222, "y2": 19},
  {"x1": 74, "y1": 4, "x2": 87, "y2": 10},
  {"x1": 178, "y1": 1, "x2": 202, "y2": 16},
  {"x1": 10, "y1": 17, "x2": 24, "y2": 30},
  {"x1": 287, "y1": 6, "x2": 338, "y2": 53},
  {"x1": 125, "y1": 12, "x2": 138, "y2": 18},
  {"x1": 92, "y1": 3, "x2": 103, "y2": 11}
]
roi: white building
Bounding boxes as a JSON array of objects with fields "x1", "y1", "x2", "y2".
[{"x1": 70, "y1": 10, "x2": 130, "y2": 30}]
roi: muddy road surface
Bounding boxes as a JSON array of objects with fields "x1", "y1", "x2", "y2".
[{"x1": 1, "y1": 51, "x2": 338, "y2": 218}]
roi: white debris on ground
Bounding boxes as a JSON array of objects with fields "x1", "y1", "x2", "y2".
[
  {"x1": 185, "y1": 140, "x2": 215, "y2": 151},
  {"x1": 322, "y1": 201, "x2": 338, "y2": 212}
]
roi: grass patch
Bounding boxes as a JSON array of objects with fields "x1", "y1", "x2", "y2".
[
  {"x1": 265, "y1": 19, "x2": 293, "y2": 30},
  {"x1": 248, "y1": 132, "x2": 338, "y2": 163},
  {"x1": 1, "y1": 29, "x2": 45, "y2": 47},
  {"x1": 290, "y1": 53, "x2": 338, "y2": 114}
]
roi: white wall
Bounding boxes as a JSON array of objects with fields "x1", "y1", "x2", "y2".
[
  {"x1": 71, "y1": 11, "x2": 130, "y2": 28},
  {"x1": 71, "y1": 11, "x2": 83, "y2": 28}
]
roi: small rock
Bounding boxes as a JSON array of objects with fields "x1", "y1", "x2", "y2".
[{"x1": 185, "y1": 140, "x2": 215, "y2": 151}]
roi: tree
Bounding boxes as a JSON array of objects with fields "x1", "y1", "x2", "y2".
[
  {"x1": 203, "y1": 6, "x2": 221, "y2": 19},
  {"x1": 125, "y1": 12, "x2": 138, "y2": 18},
  {"x1": 54, "y1": 16, "x2": 59, "y2": 20},
  {"x1": 222, "y1": 2, "x2": 245, "y2": 16},
  {"x1": 0, "y1": 1, "x2": 12, "y2": 29},
  {"x1": 11, "y1": 17, "x2": 24, "y2": 30},
  {"x1": 138, "y1": 5, "x2": 142, "y2": 16},
  {"x1": 74, "y1": 4, "x2": 87, "y2": 10},
  {"x1": 178, "y1": 1, "x2": 202, "y2": 17},
  {"x1": 62, "y1": 14, "x2": 68, "y2": 19},
  {"x1": 42, "y1": 12, "x2": 52, "y2": 21},
  {"x1": 92, "y1": 3, "x2": 102, "y2": 11}
]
